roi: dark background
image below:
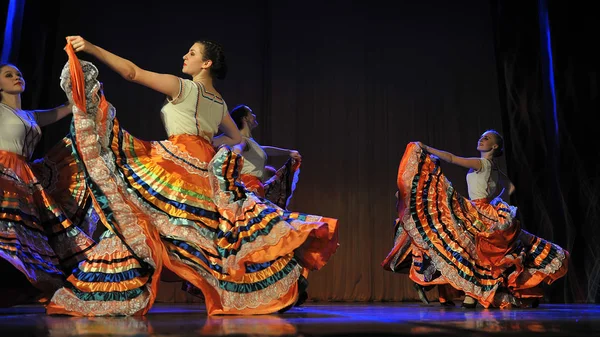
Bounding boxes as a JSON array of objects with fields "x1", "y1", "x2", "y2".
[{"x1": 2, "y1": 0, "x2": 597, "y2": 303}]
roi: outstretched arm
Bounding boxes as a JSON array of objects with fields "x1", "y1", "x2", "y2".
[
  {"x1": 34, "y1": 103, "x2": 73, "y2": 127},
  {"x1": 67, "y1": 36, "x2": 180, "y2": 100},
  {"x1": 415, "y1": 141, "x2": 482, "y2": 171},
  {"x1": 261, "y1": 146, "x2": 302, "y2": 161}
]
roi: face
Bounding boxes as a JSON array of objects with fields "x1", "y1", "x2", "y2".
[
  {"x1": 245, "y1": 111, "x2": 258, "y2": 129},
  {"x1": 182, "y1": 43, "x2": 211, "y2": 76},
  {"x1": 476, "y1": 131, "x2": 497, "y2": 153},
  {"x1": 0, "y1": 65, "x2": 25, "y2": 96}
]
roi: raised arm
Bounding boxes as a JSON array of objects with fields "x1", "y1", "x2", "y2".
[
  {"x1": 416, "y1": 142, "x2": 482, "y2": 171},
  {"x1": 34, "y1": 103, "x2": 73, "y2": 127},
  {"x1": 261, "y1": 146, "x2": 302, "y2": 160},
  {"x1": 67, "y1": 36, "x2": 180, "y2": 100}
]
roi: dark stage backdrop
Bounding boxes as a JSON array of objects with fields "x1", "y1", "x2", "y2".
[
  {"x1": 492, "y1": 0, "x2": 598, "y2": 304},
  {"x1": 13, "y1": 0, "x2": 580, "y2": 303},
  {"x1": 549, "y1": 1, "x2": 600, "y2": 304}
]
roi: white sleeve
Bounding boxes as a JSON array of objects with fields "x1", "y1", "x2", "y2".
[
  {"x1": 222, "y1": 101, "x2": 228, "y2": 120},
  {"x1": 167, "y1": 78, "x2": 195, "y2": 105},
  {"x1": 477, "y1": 158, "x2": 492, "y2": 173}
]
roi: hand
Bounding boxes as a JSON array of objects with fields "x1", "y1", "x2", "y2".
[
  {"x1": 508, "y1": 182, "x2": 516, "y2": 196},
  {"x1": 66, "y1": 36, "x2": 93, "y2": 53},
  {"x1": 290, "y1": 150, "x2": 302, "y2": 161},
  {"x1": 415, "y1": 141, "x2": 427, "y2": 152}
]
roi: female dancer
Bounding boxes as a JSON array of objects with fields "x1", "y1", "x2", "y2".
[
  {"x1": 47, "y1": 37, "x2": 339, "y2": 316},
  {"x1": 383, "y1": 130, "x2": 568, "y2": 308},
  {"x1": 0, "y1": 63, "x2": 96, "y2": 307},
  {"x1": 230, "y1": 104, "x2": 301, "y2": 208}
]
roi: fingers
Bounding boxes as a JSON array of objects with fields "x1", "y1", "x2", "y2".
[{"x1": 65, "y1": 36, "x2": 85, "y2": 52}]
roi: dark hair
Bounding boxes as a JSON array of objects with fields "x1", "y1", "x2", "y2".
[
  {"x1": 485, "y1": 129, "x2": 504, "y2": 157},
  {"x1": 196, "y1": 40, "x2": 227, "y2": 80},
  {"x1": 230, "y1": 104, "x2": 252, "y2": 129}
]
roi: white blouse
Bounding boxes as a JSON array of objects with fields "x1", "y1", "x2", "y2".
[
  {"x1": 160, "y1": 79, "x2": 227, "y2": 142},
  {"x1": 240, "y1": 137, "x2": 267, "y2": 180},
  {"x1": 0, "y1": 103, "x2": 42, "y2": 158},
  {"x1": 466, "y1": 158, "x2": 499, "y2": 200}
]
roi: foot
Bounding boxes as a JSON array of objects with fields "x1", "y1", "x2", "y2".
[
  {"x1": 440, "y1": 300, "x2": 456, "y2": 307},
  {"x1": 295, "y1": 276, "x2": 309, "y2": 307},
  {"x1": 413, "y1": 283, "x2": 430, "y2": 305},
  {"x1": 461, "y1": 296, "x2": 477, "y2": 309},
  {"x1": 295, "y1": 291, "x2": 308, "y2": 307}
]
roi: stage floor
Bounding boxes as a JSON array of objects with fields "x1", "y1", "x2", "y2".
[{"x1": 0, "y1": 302, "x2": 598, "y2": 336}]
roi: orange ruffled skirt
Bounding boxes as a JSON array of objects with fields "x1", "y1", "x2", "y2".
[
  {"x1": 382, "y1": 143, "x2": 568, "y2": 308},
  {"x1": 0, "y1": 139, "x2": 96, "y2": 305},
  {"x1": 47, "y1": 43, "x2": 339, "y2": 316}
]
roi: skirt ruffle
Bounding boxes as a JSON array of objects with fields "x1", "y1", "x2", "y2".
[
  {"x1": 241, "y1": 158, "x2": 300, "y2": 209},
  {"x1": 382, "y1": 143, "x2": 568, "y2": 308},
  {"x1": 0, "y1": 139, "x2": 97, "y2": 305},
  {"x1": 47, "y1": 44, "x2": 339, "y2": 316}
]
